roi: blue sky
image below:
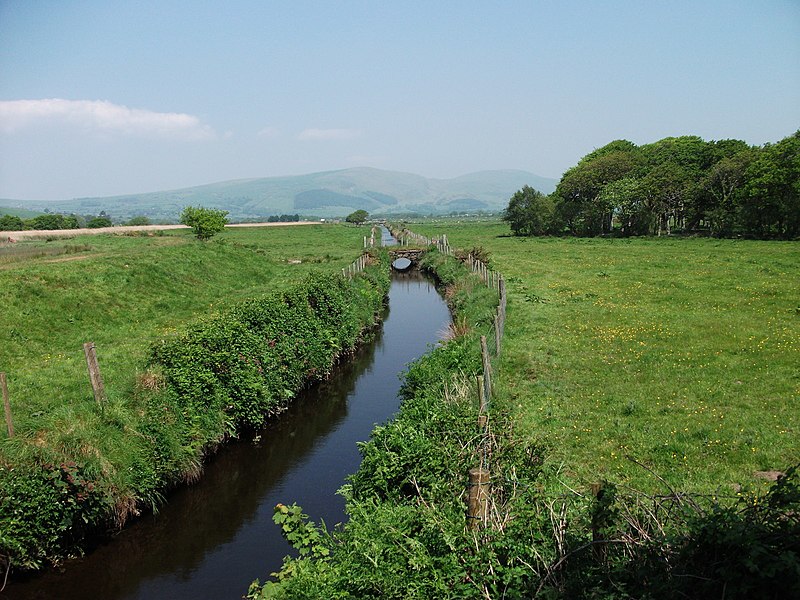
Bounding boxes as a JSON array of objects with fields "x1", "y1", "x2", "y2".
[{"x1": 1, "y1": 0, "x2": 798, "y2": 200}]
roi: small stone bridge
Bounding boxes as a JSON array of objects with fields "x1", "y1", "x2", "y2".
[{"x1": 388, "y1": 248, "x2": 425, "y2": 271}]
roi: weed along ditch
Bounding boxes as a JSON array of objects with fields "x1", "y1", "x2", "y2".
[{"x1": 6, "y1": 253, "x2": 452, "y2": 597}]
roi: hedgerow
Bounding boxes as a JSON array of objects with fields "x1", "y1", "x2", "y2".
[{"x1": 0, "y1": 251, "x2": 389, "y2": 573}]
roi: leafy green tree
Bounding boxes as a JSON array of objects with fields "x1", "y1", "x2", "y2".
[
  {"x1": 26, "y1": 213, "x2": 67, "y2": 230},
  {"x1": 554, "y1": 144, "x2": 641, "y2": 235},
  {"x1": 551, "y1": 131, "x2": 797, "y2": 239},
  {"x1": 87, "y1": 216, "x2": 113, "y2": 228},
  {"x1": 701, "y1": 148, "x2": 757, "y2": 236},
  {"x1": 502, "y1": 185, "x2": 553, "y2": 235},
  {"x1": 345, "y1": 209, "x2": 369, "y2": 225},
  {"x1": 0, "y1": 214, "x2": 25, "y2": 231},
  {"x1": 598, "y1": 177, "x2": 650, "y2": 236},
  {"x1": 126, "y1": 216, "x2": 151, "y2": 226},
  {"x1": 180, "y1": 206, "x2": 229, "y2": 240},
  {"x1": 640, "y1": 162, "x2": 694, "y2": 235},
  {"x1": 741, "y1": 131, "x2": 800, "y2": 238}
]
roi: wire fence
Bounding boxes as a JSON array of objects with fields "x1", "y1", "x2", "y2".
[
  {"x1": 398, "y1": 227, "x2": 508, "y2": 529},
  {"x1": 391, "y1": 227, "x2": 454, "y2": 257},
  {"x1": 342, "y1": 225, "x2": 390, "y2": 278}
]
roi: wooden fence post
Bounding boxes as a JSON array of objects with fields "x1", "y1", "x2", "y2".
[
  {"x1": 467, "y1": 467, "x2": 490, "y2": 530},
  {"x1": 476, "y1": 374, "x2": 487, "y2": 413},
  {"x1": 477, "y1": 413, "x2": 488, "y2": 430},
  {"x1": 1, "y1": 373, "x2": 13, "y2": 438},
  {"x1": 494, "y1": 315, "x2": 501, "y2": 358},
  {"x1": 591, "y1": 482, "x2": 608, "y2": 562},
  {"x1": 83, "y1": 342, "x2": 107, "y2": 406},
  {"x1": 476, "y1": 374, "x2": 487, "y2": 430},
  {"x1": 480, "y1": 335, "x2": 491, "y2": 402}
]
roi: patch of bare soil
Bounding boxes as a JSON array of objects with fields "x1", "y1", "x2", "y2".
[{"x1": 754, "y1": 470, "x2": 785, "y2": 481}]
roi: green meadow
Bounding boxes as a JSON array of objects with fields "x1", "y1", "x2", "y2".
[
  {"x1": 0, "y1": 225, "x2": 365, "y2": 461},
  {"x1": 411, "y1": 221, "x2": 799, "y2": 493}
]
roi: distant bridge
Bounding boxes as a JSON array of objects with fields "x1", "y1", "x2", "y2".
[{"x1": 388, "y1": 248, "x2": 425, "y2": 271}]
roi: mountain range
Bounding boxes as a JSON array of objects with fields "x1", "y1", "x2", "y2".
[{"x1": 3, "y1": 167, "x2": 558, "y2": 221}]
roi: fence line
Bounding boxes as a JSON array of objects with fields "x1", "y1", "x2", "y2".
[
  {"x1": 389, "y1": 226, "x2": 454, "y2": 257},
  {"x1": 396, "y1": 226, "x2": 509, "y2": 530},
  {"x1": 341, "y1": 250, "x2": 373, "y2": 279},
  {"x1": 364, "y1": 225, "x2": 380, "y2": 249},
  {"x1": 466, "y1": 252, "x2": 507, "y2": 356},
  {"x1": 344, "y1": 226, "x2": 387, "y2": 278}
]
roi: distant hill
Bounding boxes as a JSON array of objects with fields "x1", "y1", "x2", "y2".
[
  {"x1": 0, "y1": 205, "x2": 44, "y2": 219},
  {"x1": 6, "y1": 167, "x2": 558, "y2": 221}
]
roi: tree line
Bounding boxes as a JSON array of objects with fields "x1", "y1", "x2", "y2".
[
  {"x1": 0, "y1": 211, "x2": 152, "y2": 231},
  {"x1": 504, "y1": 130, "x2": 799, "y2": 239}
]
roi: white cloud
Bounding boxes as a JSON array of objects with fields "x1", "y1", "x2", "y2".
[
  {"x1": 0, "y1": 99, "x2": 215, "y2": 140},
  {"x1": 297, "y1": 127, "x2": 361, "y2": 141}
]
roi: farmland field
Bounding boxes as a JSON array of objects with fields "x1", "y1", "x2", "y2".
[{"x1": 411, "y1": 221, "x2": 799, "y2": 492}]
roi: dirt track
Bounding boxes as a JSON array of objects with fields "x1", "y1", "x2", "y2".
[{"x1": 2, "y1": 221, "x2": 321, "y2": 241}]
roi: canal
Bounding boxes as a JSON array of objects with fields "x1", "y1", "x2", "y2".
[{"x1": 7, "y1": 247, "x2": 450, "y2": 599}]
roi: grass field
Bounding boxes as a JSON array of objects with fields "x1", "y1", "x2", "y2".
[
  {"x1": 411, "y1": 221, "x2": 799, "y2": 493},
  {"x1": 0, "y1": 224, "x2": 366, "y2": 454}
]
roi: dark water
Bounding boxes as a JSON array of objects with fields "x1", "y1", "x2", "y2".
[{"x1": 6, "y1": 268, "x2": 450, "y2": 599}]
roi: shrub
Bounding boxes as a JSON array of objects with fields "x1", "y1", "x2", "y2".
[
  {"x1": 180, "y1": 206, "x2": 229, "y2": 240},
  {"x1": 87, "y1": 216, "x2": 112, "y2": 228},
  {"x1": 150, "y1": 264, "x2": 389, "y2": 440},
  {"x1": 0, "y1": 462, "x2": 107, "y2": 570},
  {"x1": 0, "y1": 215, "x2": 24, "y2": 231}
]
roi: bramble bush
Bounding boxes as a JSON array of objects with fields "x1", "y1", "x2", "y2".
[
  {"x1": 0, "y1": 462, "x2": 108, "y2": 570},
  {"x1": 150, "y1": 265, "x2": 388, "y2": 442}
]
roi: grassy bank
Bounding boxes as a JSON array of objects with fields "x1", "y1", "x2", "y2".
[
  {"x1": 0, "y1": 225, "x2": 386, "y2": 571},
  {"x1": 0, "y1": 225, "x2": 363, "y2": 439},
  {"x1": 250, "y1": 249, "x2": 515, "y2": 598},
  {"x1": 251, "y1": 240, "x2": 799, "y2": 599},
  {"x1": 409, "y1": 221, "x2": 799, "y2": 492}
]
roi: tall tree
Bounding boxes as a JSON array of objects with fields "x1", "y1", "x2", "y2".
[
  {"x1": 597, "y1": 177, "x2": 650, "y2": 236},
  {"x1": 741, "y1": 131, "x2": 800, "y2": 238},
  {"x1": 555, "y1": 143, "x2": 641, "y2": 235},
  {"x1": 701, "y1": 148, "x2": 757, "y2": 236},
  {"x1": 503, "y1": 185, "x2": 553, "y2": 235},
  {"x1": 639, "y1": 136, "x2": 715, "y2": 232}
]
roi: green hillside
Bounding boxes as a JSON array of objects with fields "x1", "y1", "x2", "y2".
[
  {"x1": 0, "y1": 205, "x2": 43, "y2": 219},
  {"x1": 7, "y1": 167, "x2": 557, "y2": 221}
]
